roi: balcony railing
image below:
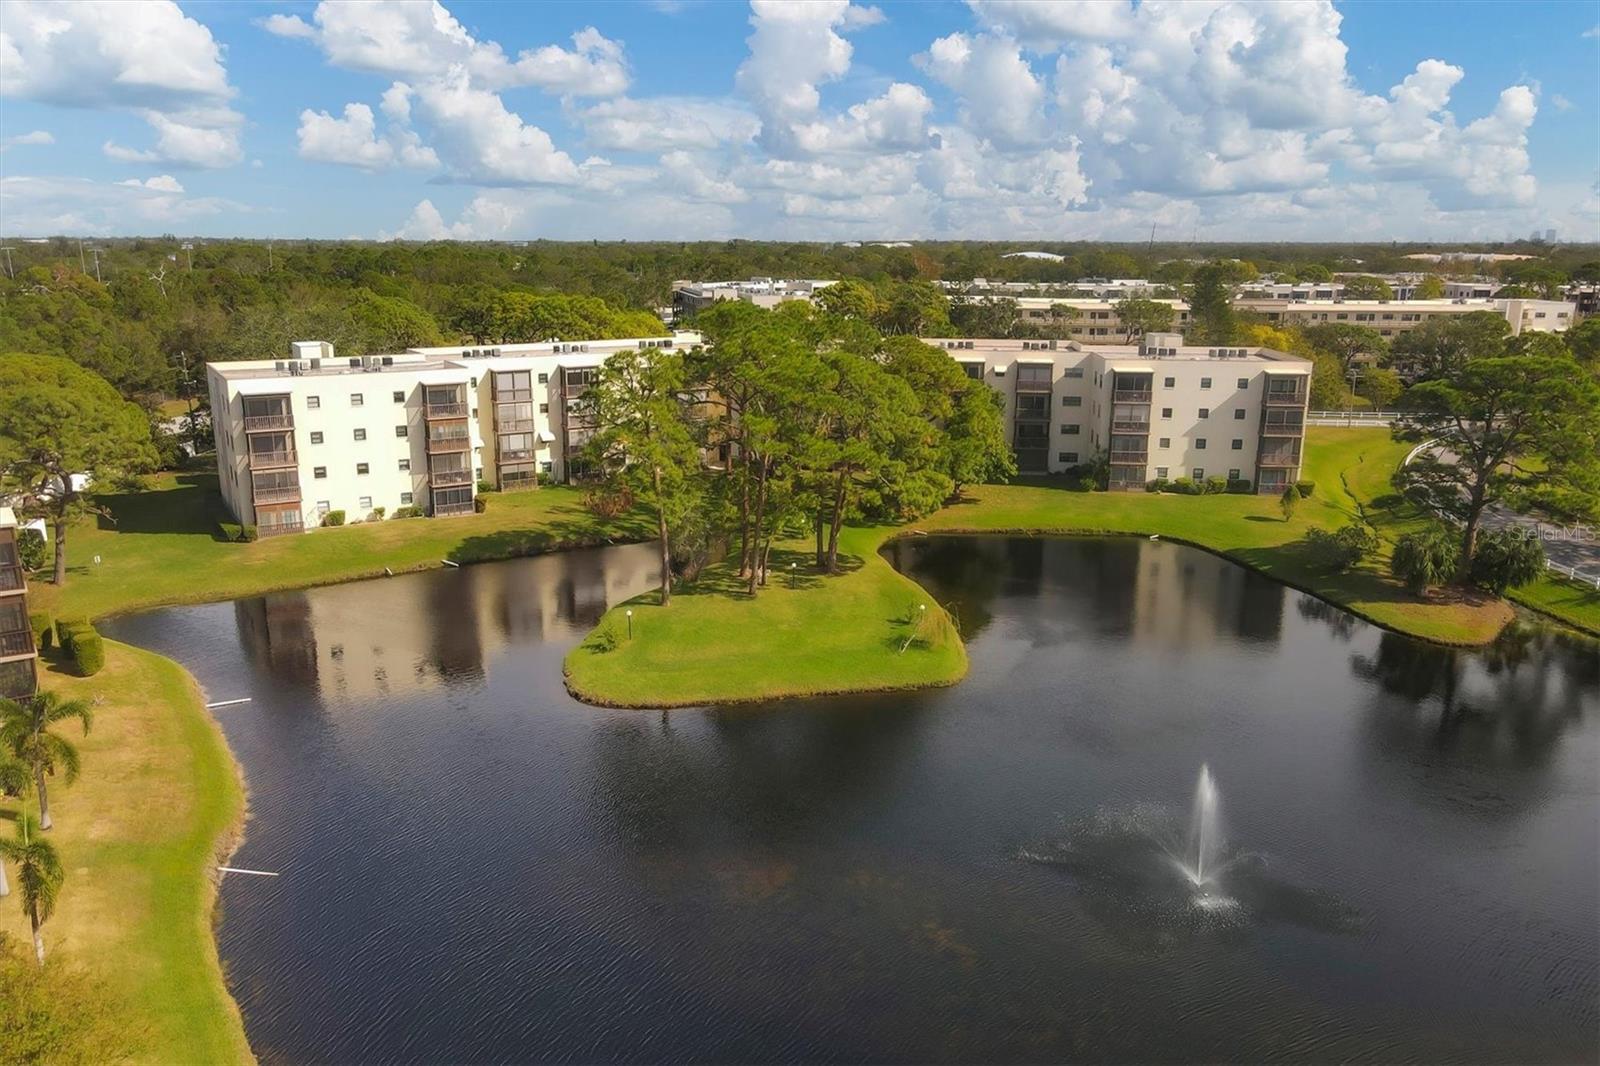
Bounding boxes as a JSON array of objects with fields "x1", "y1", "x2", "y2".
[
  {"x1": 0, "y1": 629, "x2": 35, "y2": 658},
  {"x1": 426, "y1": 436, "x2": 470, "y2": 453},
  {"x1": 252, "y1": 485, "x2": 302, "y2": 504},
  {"x1": 494, "y1": 388, "x2": 533, "y2": 403},
  {"x1": 243, "y1": 413, "x2": 294, "y2": 432},
  {"x1": 0, "y1": 565, "x2": 23, "y2": 594},
  {"x1": 434, "y1": 502, "x2": 475, "y2": 517},
  {"x1": 1014, "y1": 380, "x2": 1053, "y2": 393},
  {"x1": 426, "y1": 402, "x2": 469, "y2": 419},
  {"x1": 1258, "y1": 452, "x2": 1301, "y2": 467},
  {"x1": 1109, "y1": 450, "x2": 1149, "y2": 465},
  {"x1": 258, "y1": 518, "x2": 305, "y2": 537},
  {"x1": 1112, "y1": 390, "x2": 1153, "y2": 404},
  {"x1": 1111, "y1": 419, "x2": 1151, "y2": 433},
  {"x1": 497, "y1": 418, "x2": 534, "y2": 433},
  {"x1": 247, "y1": 449, "x2": 297, "y2": 469},
  {"x1": 497, "y1": 448, "x2": 536, "y2": 463},
  {"x1": 1261, "y1": 420, "x2": 1305, "y2": 436},
  {"x1": 429, "y1": 469, "x2": 471, "y2": 486},
  {"x1": 1264, "y1": 391, "x2": 1307, "y2": 406}
]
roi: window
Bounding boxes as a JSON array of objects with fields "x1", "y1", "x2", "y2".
[
  {"x1": 1061, "y1": 395, "x2": 1082, "y2": 407},
  {"x1": 1198, "y1": 408, "x2": 1209, "y2": 419},
  {"x1": 1231, "y1": 439, "x2": 1243, "y2": 450},
  {"x1": 1063, "y1": 367, "x2": 1084, "y2": 379},
  {"x1": 538, "y1": 402, "x2": 549, "y2": 414},
  {"x1": 1233, "y1": 409, "x2": 1246, "y2": 420},
  {"x1": 1200, "y1": 377, "x2": 1212, "y2": 389},
  {"x1": 313, "y1": 466, "x2": 327, "y2": 479},
  {"x1": 353, "y1": 428, "x2": 367, "y2": 441},
  {"x1": 398, "y1": 458, "x2": 410, "y2": 472},
  {"x1": 395, "y1": 425, "x2": 408, "y2": 438},
  {"x1": 1158, "y1": 437, "x2": 1171, "y2": 448},
  {"x1": 356, "y1": 463, "x2": 369, "y2": 475},
  {"x1": 537, "y1": 372, "x2": 549, "y2": 384},
  {"x1": 359, "y1": 496, "x2": 372, "y2": 510},
  {"x1": 1192, "y1": 468, "x2": 1204, "y2": 480},
  {"x1": 309, "y1": 431, "x2": 324, "y2": 444},
  {"x1": 1155, "y1": 466, "x2": 1169, "y2": 479},
  {"x1": 316, "y1": 500, "x2": 331, "y2": 514},
  {"x1": 400, "y1": 492, "x2": 413, "y2": 505},
  {"x1": 392, "y1": 391, "x2": 405, "y2": 404},
  {"x1": 1161, "y1": 407, "x2": 1173, "y2": 419},
  {"x1": 1228, "y1": 469, "x2": 1241, "y2": 480},
  {"x1": 350, "y1": 393, "x2": 364, "y2": 406},
  {"x1": 1163, "y1": 376, "x2": 1175, "y2": 388},
  {"x1": 1057, "y1": 451, "x2": 1079, "y2": 464},
  {"x1": 540, "y1": 461, "x2": 553, "y2": 475},
  {"x1": 1237, "y1": 378, "x2": 1249, "y2": 389},
  {"x1": 1196, "y1": 438, "x2": 1207, "y2": 450},
  {"x1": 307, "y1": 395, "x2": 321, "y2": 409},
  {"x1": 1060, "y1": 424, "x2": 1081, "y2": 436},
  {"x1": 475, "y1": 467, "x2": 484, "y2": 479}
]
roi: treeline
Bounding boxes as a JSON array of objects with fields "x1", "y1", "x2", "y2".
[{"x1": 580, "y1": 300, "x2": 1015, "y2": 606}]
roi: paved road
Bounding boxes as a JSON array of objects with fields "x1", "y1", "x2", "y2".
[{"x1": 1424, "y1": 446, "x2": 1600, "y2": 580}]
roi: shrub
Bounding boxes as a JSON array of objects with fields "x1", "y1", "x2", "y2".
[
  {"x1": 1167, "y1": 476, "x2": 1201, "y2": 495},
  {"x1": 476, "y1": 479, "x2": 495, "y2": 494},
  {"x1": 472, "y1": 496, "x2": 487, "y2": 513},
  {"x1": 1204, "y1": 476, "x2": 1228, "y2": 495},
  {"x1": 321, "y1": 510, "x2": 346, "y2": 527},
  {"x1": 29, "y1": 611, "x2": 53, "y2": 652},
  {"x1": 216, "y1": 521, "x2": 242, "y2": 542},
  {"x1": 1145, "y1": 478, "x2": 1167, "y2": 493},
  {"x1": 368, "y1": 507, "x2": 386, "y2": 522},
  {"x1": 391, "y1": 505, "x2": 424, "y2": 519},
  {"x1": 1305, "y1": 522, "x2": 1381, "y2": 573},
  {"x1": 240, "y1": 524, "x2": 258, "y2": 542},
  {"x1": 1295, "y1": 480, "x2": 1315, "y2": 498},
  {"x1": 1391, "y1": 525, "x2": 1458, "y2": 592},
  {"x1": 55, "y1": 619, "x2": 87, "y2": 654},
  {"x1": 583, "y1": 625, "x2": 619, "y2": 654},
  {"x1": 71, "y1": 627, "x2": 105, "y2": 677},
  {"x1": 15, "y1": 529, "x2": 45, "y2": 572},
  {"x1": 583, "y1": 486, "x2": 634, "y2": 519},
  {"x1": 1226, "y1": 478, "x2": 1253, "y2": 494},
  {"x1": 1468, "y1": 528, "x2": 1545, "y2": 594},
  {"x1": 1279, "y1": 484, "x2": 1299, "y2": 520}
]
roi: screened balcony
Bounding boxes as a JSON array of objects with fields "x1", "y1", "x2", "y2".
[
  {"x1": 242, "y1": 394, "x2": 294, "y2": 432},
  {"x1": 425, "y1": 384, "x2": 469, "y2": 420}
]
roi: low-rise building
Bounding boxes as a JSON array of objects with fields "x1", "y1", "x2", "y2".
[
  {"x1": 929, "y1": 333, "x2": 1311, "y2": 492},
  {"x1": 670, "y1": 278, "x2": 834, "y2": 321},
  {"x1": 207, "y1": 332, "x2": 701, "y2": 535},
  {"x1": 1234, "y1": 297, "x2": 1575, "y2": 337},
  {"x1": 0, "y1": 507, "x2": 39, "y2": 699}
]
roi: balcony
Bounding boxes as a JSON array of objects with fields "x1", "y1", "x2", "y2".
[
  {"x1": 1109, "y1": 450, "x2": 1149, "y2": 465},
  {"x1": 426, "y1": 402, "x2": 469, "y2": 420},
  {"x1": 247, "y1": 449, "x2": 297, "y2": 469},
  {"x1": 1112, "y1": 389, "x2": 1153, "y2": 404},
  {"x1": 257, "y1": 517, "x2": 305, "y2": 537},
  {"x1": 1261, "y1": 419, "x2": 1305, "y2": 436},
  {"x1": 434, "y1": 501, "x2": 475, "y2": 517},
  {"x1": 426, "y1": 435, "x2": 470, "y2": 453},
  {"x1": 497, "y1": 418, "x2": 534, "y2": 434},
  {"x1": 429, "y1": 469, "x2": 471, "y2": 487},
  {"x1": 252, "y1": 485, "x2": 302, "y2": 505},
  {"x1": 243, "y1": 413, "x2": 294, "y2": 432},
  {"x1": 1258, "y1": 451, "x2": 1301, "y2": 468},
  {"x1": 497, "y1": 448, "x2": 536, "y2": 463},
  {"x1": 0, "y1": 628, "x2": 34, "y2": 658},
  {"x1": 1111, "y1": 419, "x2": 1151, "y2": 433},
  {"x1": 0, "y1": 565, "x2": 23, "y2": 594},
  {"x1": 1264, "y1": 391, "x2": 1307, "y2": 407}
]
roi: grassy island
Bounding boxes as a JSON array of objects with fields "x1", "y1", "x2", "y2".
[{"x1": 567, "y1": 426, "x2": 1596, "y2": 708}]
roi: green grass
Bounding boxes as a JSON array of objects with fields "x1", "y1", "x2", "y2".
[
  {"x1": 30, "y1": 473, "x2": 651, "y2": 622},
  {"x1": 1510, "y1": 576, "x2": 1600, "y2": 637},
  {"x1": 0, "y1": 642, "x2": 251, "y2": 1064},
  {"x1": 567, "y1": 427, "x2": 1527, "y2": 707}
]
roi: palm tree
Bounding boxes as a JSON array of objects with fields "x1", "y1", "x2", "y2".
[
  {"x1": 0, "y1": 692, "x2": 93, "y2": 831},
  {"x1": 0, "y1": 757, "x2": 28, "y2": 898},
  {"x1": 0, "y1": 811, "x2": 64, "y2": 964}
]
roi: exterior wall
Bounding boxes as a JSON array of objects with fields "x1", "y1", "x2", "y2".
[
  {"x1": 0, "y1": 516, "x2": 39, "y2": 700},
  {"x1": 1236, "y1": 297, "x2": 1575, "y2": 337},
  {"x1": 1008, "y1": 298, "x2": 1192, "y2": 340}
]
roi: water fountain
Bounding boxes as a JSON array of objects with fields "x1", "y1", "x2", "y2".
[{"x1": 1177, "y1": 764, "x2": 1224, "y2": 888}]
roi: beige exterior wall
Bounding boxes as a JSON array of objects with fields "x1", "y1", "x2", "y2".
[{"x1": 1235, "y1": 297, "x2": 1575, "y2": 337}]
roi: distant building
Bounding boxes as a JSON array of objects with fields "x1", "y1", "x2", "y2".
[
  {"x1": 1001, "y1": 251, "x2": 1066, "y2": 262},
  {"x1": 1233, "y1": 297, "x2": 1575, "y2": 338},
  {"x1": 670, "y1": 277, "x2": 834, "y2": 322},
  {"x1": 0, "y1": 507, "x2": 39, "y2": 700},
  {"x1": 946, "y1": 278, "x2": 1159, "y2": 299}
]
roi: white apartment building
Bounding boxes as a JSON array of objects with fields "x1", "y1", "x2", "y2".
[
  {"x1": 947, "y1": 278, "x2": 1159, "y2": 299},
  {"x1": 930, "y1": 333, "x2": 1312, "y2": 492},
  {"x1": 208, "y1": 332, "x2": 701, "y2": 536},
  {"x1": 1233, "y1": 296, "x2": 1575, "y2": 337},
  {"x1": 670, "y1": 277, "x2": 835, "y2": 321}
]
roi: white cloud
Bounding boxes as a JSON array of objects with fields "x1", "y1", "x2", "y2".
[
  {"x1": 258, "y1": 13, "x2": 316, "y2": 40},
  {"x1": 791, "y1": 82, "x2": 934, "y2": 154},
  {"x1": 1, "y1": 0, "x2": 243, "y2": 167},
  {"x1": 0, "y1": 174, "x2": 243, "y2": 235},
  {"x1": 117, "y1": 174, "x2": 185, "y2": 193},
  {"x1": 576, "y1": 97, "x2": 760, "y2": 151},
  {"x1": 919, "y1": 32, "x2": 1046, "y2": 146},
  {"x1": 660, "y1": 151, "x2": 750, "y2": 203},
  {"x1": 967, "y1": 0, "x2": 1136, "y2": 46},
  {"x1": 297, "y1": 99, "x2": 439, "y2": 170},
  {"x1": 1, "y1": 129, "x2": 52, "y2": 150},
  {"x1": 411, "y1": 68, "x2": 582, "y2": 185}
]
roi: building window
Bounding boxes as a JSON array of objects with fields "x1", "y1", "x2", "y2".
[
  {"x1": 1158, "y1": 437, "x2": 1171, "y2": 448},
  {"x1": 359, "y1": 496, "x2": 372, "y2": 510},
  {"x1": 1228, "y1": 469, "x2": 1241, "y2": 480},
  {"x1": 400, "y1": 492, "x2": 413, "y2": 505},
  {"x1": 356, "y1": 463, "x2": 369, "y2": 475},
  {"x1": 309, "y1": 431, "x2": 324, "y2": 444},
  {"x1": 351, "y1": 393, "x2": 364, "y2": 406},
  {"x1": 1200, "y1": 377, "x2": 1212, "y2": 389},
  {"x1": 353, "y1": 428, "x2": 367, "y2": 441},
  {"x1": 1231, "y1": 439, "x2": 1243, "y2": 450},
  {"x1": 1237, "y1": 377, "x2": 1249, "y2": 389},
  {"x1": 475, "y1": 467, "x2": 484, "y2": 479},
  {"x1": 1163, "y1": 376, "x2": 1175, "y2": 388},
  {"x1": 1060, "y1": 424, "x2": 1080, "y2": 436},
  {"x1": 392, "y1": 390, "x2": 405, "y2": 404},
  {"x1": 316, "y1": 500, "x2": 331, "y2": 514},
  {"x1": 395, "y1": 425, "x2": 408, "y2": 438},
  {"x1": 1155, "y1": 466, "x2": 1168, "y2": 479},
  {"x1": 307, "y1": 395, "x2": 321, "y2": 409},
  {"x1": 398, "y1": 458, "x2": 410, "y2": 472},
  {"x1": 1057, "y1": 451, "x2": 1079, "y2": 464},
  {"x1": 1196, "y1": 438, "x2": 1207, "y2": 450},
  {"x1": 1161, "y1": 407, "x2": 1173, "y2": 419},
  {"x1": 1198, "y1": 408, "x2": 1209, "y2": 419},
  {"x1": 313, "y1": 466, "x2": 327, "y2": 479},
  {"x1": 540, "y1": 461, "x2": 553, "y2": 474},
  {"x1": 1061, "y1": 395, "x2": 1082, "y2": 407},
  {"x1": 1064, "y1": 368, "x2": 1084, "y2": 379},
  {"x1": 1192, "y1": 468, "x2": 1204, "y2": 480},
  {"x1": 1233, "y1": 409, "x2": 1246, "y2": 420},
  {"x1": 537, "y1": 372, "x2": 549, "y2": 384},
  {"x1": 538, "y1": 402, "x2": 549, "y2": 414}
]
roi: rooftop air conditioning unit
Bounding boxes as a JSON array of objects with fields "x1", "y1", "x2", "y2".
[
  {"x1": 349, "y1": 358, "x2": 362, "y2": 367},
  {"x1": 274, "y1": 360, "x2": 287, "y2": 373},
  {"x1": 310, "y1": 359, "x2": 322, "y2": 370},
  {"x1": 382, "y1": 356, "x2": 394, "y2": 366}
]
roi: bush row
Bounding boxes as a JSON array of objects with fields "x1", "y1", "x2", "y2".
[
  {"x1": 55, "y1": 619, "x2": 104, "y2": 677},
  {"x1": 1145, "y1": 476, "x2": 1256, "y2": 495}
]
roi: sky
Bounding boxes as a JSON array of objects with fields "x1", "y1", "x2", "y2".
[{"x1": 1, "y1": 0, "x2": 1598, "y2": 243}]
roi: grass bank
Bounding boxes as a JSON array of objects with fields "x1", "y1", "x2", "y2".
[
  {"x1": 0, "y1": 642, "x2": 251, "y2": 1064},
  {"x1": 30, "y1": 473, "x2": 651, "y2": 622},
  {"x1": 566, "y1": 427, "x2": 1540, "y2": 708}
]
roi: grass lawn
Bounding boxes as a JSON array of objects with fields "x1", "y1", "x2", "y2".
[
  {"x1": 30, "y1": 473, "x2": 652, "y2": 623},
  {"x1": 567, "y1": 427, "x2": 1526, "y2": 707},
  {"x1": 1510, "y1": 577, "x2": 1600, "y2": 637},
  {"x1": 0, "y1": 642, "x2": 251, "y2": 1064}
]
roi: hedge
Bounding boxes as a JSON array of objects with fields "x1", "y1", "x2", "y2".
[
  {"x1": 29, "y1": 610, "x2": 54, "y2": 652},
  {"x1": 56, "y1": 619, "x2": 104, "y2": 677},
  {"x1": 321, "y1": 510, "x2": 346, "y2": 527}
]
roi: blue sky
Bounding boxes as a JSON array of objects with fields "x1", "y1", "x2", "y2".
[{"x1": 2, "y1": 0, "x2": 1596, "y2": 241}]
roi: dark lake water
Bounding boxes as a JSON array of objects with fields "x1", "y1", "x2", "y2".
[{"x1": 103, "y1": 536, "x2": 1599, "y2": 1064}]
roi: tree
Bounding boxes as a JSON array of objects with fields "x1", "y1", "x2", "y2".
[
  {"x1": 0, "y1": 812, "x2": 63, "y2": 964},
  {"x1": 1342, "y1": 276, "x2": 1395, "y2": 301},
  {"x1": 1186, "y1": 263, "x2": 1237, "y2": 344},
  {"x1": 0, "y1": 756, "x2": 27, "y2": 899},
  {"x1": 1297, "y1": 264, "x2": 1333, "y2": 283},
  {"x1": 0, "y1": 692, "x2": 92, "y2": 832},
  {"x1": 1562, "y1": 317, "x2": 1600, "y2": 371},
  {"x1": 1390, "y1": 526, "x2": 1459, "y2": 593},
  {"x1": 1113, "y1": 297, "x2": 1175, "y2": 342},
  {"x1": 1279, "y1": 484, "x2": 1298, "y2": 521},
  {"x1": 0, "y1": 356, "x2": 157, "y2": 585},
  {"x1": 879, "y1": 335, "x2": 1014, "y2": 496},
  {"x1": 1394, "y1": 355, "x2": 1600, "y2": 578},
  {"x1": 1359, "y1": 367, "x2": 1404, "y2": 408},
  {"x1": 815, "y1": 279, "x2": 883, "y2": 322},
  {"x1": 1304, "y1": 323, "x2": 1387, "y2": 375},
  {"x1": 1386, "y1": 312, "x2": 1509, "y2": 381},
  {"x1": 584, "y1": 347, "x2": 704, "y2": 606},
  {"x1": 1468, "y1": 528, "x2": 1544, "y2": 594},
  {"x1": 1415, "y1": 275, "x2": 1445, "y2": 299},
  {"x1": 15, "y1": 530, "x2": 45, "y2": 573}
]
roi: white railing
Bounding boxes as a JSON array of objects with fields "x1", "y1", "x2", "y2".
[
  {"x1": 1306, "y1": 409, "x2": 1404, "y2": 426},
  {"x1": 1546, "y1": 561, "x2": 1600, "y2": 590}
]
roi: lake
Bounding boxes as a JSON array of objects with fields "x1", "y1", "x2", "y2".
[{"x1": 103, "y1": 536, "x2": 1599, "y2": 1064}]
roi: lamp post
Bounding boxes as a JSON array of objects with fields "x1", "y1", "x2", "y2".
[{"x1": 626, "y1": 609, "x2": 633, "y2": 640}]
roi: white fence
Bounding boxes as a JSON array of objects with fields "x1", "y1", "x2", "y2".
[
  {"x1": 1544, "y1": 560, "x2": 1600, "y2": 591},
  {"x1": 1306, "y1": 410, "x2": 1404, "y2": 426}
]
